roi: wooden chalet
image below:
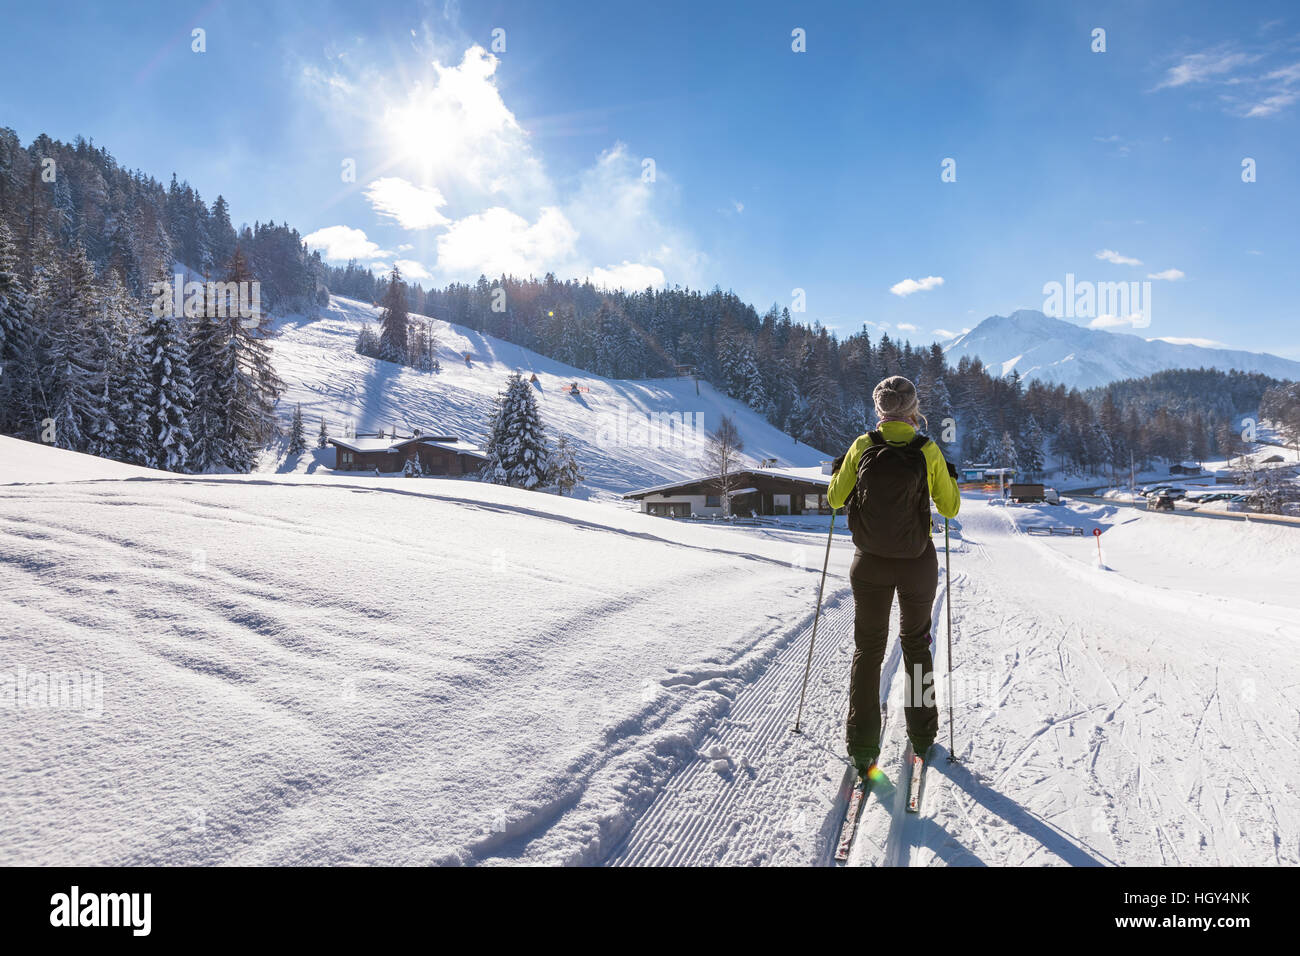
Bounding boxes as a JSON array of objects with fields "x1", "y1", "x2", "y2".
[
  {"x1": 329, "y1": 430, "x2": 488, "y2": 476},
  {"x1": 623, "y1": 465, "x2": 832, "y2": 517}
]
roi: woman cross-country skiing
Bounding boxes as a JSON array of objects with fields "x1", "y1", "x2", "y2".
[{"x1": 826, "y1": 375, "x2": 961, "y2": 774}]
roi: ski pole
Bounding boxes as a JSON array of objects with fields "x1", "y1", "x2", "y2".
[
  {"x1": 944, "y1": 517, "x2": 958, "y2": 763},
  {"x1": 793, "y1": 509, "x2": 836, "y2": 734}
]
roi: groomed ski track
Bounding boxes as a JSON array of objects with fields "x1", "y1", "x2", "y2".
[
  {"x1": 608, "y1": 539, "x2": 956, "y2": 867},
  {"x1": 606, "y1": 501, "x2": 1300, "y2": 867}
]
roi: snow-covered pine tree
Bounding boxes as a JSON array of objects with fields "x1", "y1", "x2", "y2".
[
  {"x1": 188, "y1": 246, "x2": 281, "y2": 472},
  {"x1": 482, "y1": 371, "x2": 551, "y2": 489},
  {"x1": 317, "y1": 417, "x2": 329, "y2": 449},
  {"x1": 113, "y1": 326, "x2": 152, "y2": 466},
  {"x1": 84, "y1": 272, "x2": 134, "y2": 461},
  {"x1": 998, "y1": 431, "x2": 1019, "y2": 473},
  {"x1": 546, "y1": 435, "x2": 584, "y2": 496},
  {"x1": 227, "y1": 248, "x2": 283, "y2": 470},
  {"x1": 287, "y1": 403, "x2": 307, "y2": 456},
  {"x1": 140, "y1": 275, "x2": 195, "y2": 472},
  {"x1": 42, "y1": 242, "x2": 103, "y2": 452},
  {"x1": 377, "y1": 267, "x2": 409, "y2": 364},
  {"x1": 0, "y1": 220, "x2": 35, "y2": 436},
  {"x1": 1019, "y1": 414, "x2": 1046, "y2": 479}
]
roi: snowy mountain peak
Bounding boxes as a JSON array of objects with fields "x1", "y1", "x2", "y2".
[{"x1": 945, "y1": 310, "x2": 1300, "y2": 389}]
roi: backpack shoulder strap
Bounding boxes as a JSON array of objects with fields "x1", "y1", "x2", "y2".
[
  {"x1": 866, "y1": 430, "x2": 884, "y2": 446},
  {"x1": 907, "y1": 433, "x2": 929, "y2": 450}
]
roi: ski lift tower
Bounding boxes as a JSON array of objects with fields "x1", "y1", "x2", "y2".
[{"x1": 675, "y1": 364, "x2": 700, "y2": 396}]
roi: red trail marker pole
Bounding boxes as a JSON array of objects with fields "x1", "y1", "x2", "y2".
[{"x1": 1093, "y1": 527, "x2": 1102, "y2": 562}]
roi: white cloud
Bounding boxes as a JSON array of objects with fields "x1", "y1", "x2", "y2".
[
  {"x1": 302, "y1": 225, "x2": 390, "y2": 262},
  {"x1": 379, "y1": 46, "x2": 552, "y2": 211},
  {"x1": 587, "y1": 261, "x2": 666, "y2": 290},
  {"x1": 933, "y1": 328, "x2": 959, "y2": 339},
  {"x1": 364, "y1": 178, "x2": 450, "y2": 230},
  {"x1": 897, "y1": 322, "x2": 919, "y2": 332},
  {"x1": 1154, "y1": 51, "x2": 1260, "y2": 90},
  {"x1": 1147, "y1": 268, "x2": 1185, "y2": 281},
  {"x1": 304, "y1": 46, "x2": 705, "y2": 286},
  {"x1": 1095, "y1": 248, "x2": 1142, "y2": 266},
  {"x1": 1244, "y1": 88, "x2": 1300, "y2": 117},
  {"x1": 1151, "y1": 47, "x2": 1300, "y2": 118},
  {"x1": 889, "y1": 275, "x2": 944, "y2": 297},
  {"x1": 394, "y1": 259, "x2": 433, "y2": 280},
  {"x1": 1089, "y1": 313, "x2": 1146, "y2": 329},
  {"x1": 733, "y1": 200, "x2": 744, "y2": 214},
  {"x1": 434, "y1": 206, "x2": 578, "y2": 279}
]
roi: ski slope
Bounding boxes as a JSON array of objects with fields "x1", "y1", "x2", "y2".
[
  {"x1": 0, "y1": 438, "x2": 840, "y2": 865},
  {"x1": 270, "y1": 297, "x2": 828, "y2": 495},
  {"x1": 3, "y1": 440, "x2": 1296, "y2": 866}
]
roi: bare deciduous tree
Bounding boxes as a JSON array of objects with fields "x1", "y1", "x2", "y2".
[{"x1": 704, "y1": 414, "x2": 745, "y2": 516}]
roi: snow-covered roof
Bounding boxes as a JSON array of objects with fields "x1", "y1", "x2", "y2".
[
  {"x1": 623, "y1": 466, "x2": 829, "y2": 499},
  {"x1": 423, "y1": 439, "x2": 488, "y2": 460},
  {"x1": 727, "y1": 487, "x2": 759, "y2": 496},
  {"x1": 329, "y1": 435, "x2": 486, "y2": 457},
  {"x1": 330, "y1": 437, "x2": 402, "y2": 453}
]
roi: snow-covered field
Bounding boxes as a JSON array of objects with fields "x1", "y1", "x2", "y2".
[
  {"x1": 4, "y1": 441, "x2": 1296, "y2": 866},
  {"x1": 4, "y1": 300, "x2": 1298, "y2": 867},
  {"x1": 269, "y1": 297, "x2": 827, "y2": 496},
  {"x1": 0, "y1": 438, "x2": 844, "y2": 864}
]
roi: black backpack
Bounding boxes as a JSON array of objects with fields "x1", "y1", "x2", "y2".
[{"x1": 846, "y1": 431, "x2": 931, "y2": 559}]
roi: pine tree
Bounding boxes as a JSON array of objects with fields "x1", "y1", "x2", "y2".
[
  {"x1": 546, "y1": 435, "x2": 584, "y2": 496},
  {"x1": 140, "y1": 281, "x2": 195, "y2": 472},
  {"x1": 0, "y1": 220, "x2": 35, "y2": 436},
  {"x1": 317, "y1": 416, "x2": 329, "y2": 449},
  {"x1": 482, "y1": 371, "x2": 550, "y2": 489},
  {"x1": 377, "y1": 267, "x2": 409, "y2": 364},
  {"x1": 41, "y1": 242, "x2": 102, "y2": 451},
  {"x1": 188, "y1": 246, "x2": 281, "y2": 472},
  {"x1": 287, "y1": 403, "x2": 307, "y2": 455},
  {"x1": 113, "y1": 327, "x2": 152, "y2": 466},
  {"x1": 84, "y1": 272, "x2": 134, "y2": 460}
]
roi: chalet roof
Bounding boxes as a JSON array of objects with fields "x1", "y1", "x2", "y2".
[
  {"x1": 329, "y1": 434, "x2": 485, "y2": 457},
  {"x1": 622, "y1": 466, "x2": 829, "y2": 500},
  {"x1": 329, "y1": 437, "x2": 403, "y2": 453},
  {"x1": 423, "y1": 439, "x2": 489, "y2": 460}
]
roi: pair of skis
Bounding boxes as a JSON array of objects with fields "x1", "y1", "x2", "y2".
[{"x1": 834, "y1": 729, "x2": 929, "y2": 864}]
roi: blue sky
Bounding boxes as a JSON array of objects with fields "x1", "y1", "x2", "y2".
[{"x1": 1, "y1": 0, "x2": 1298, "y2": 355}]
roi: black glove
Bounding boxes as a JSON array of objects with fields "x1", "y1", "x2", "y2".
[
  {"x1": 946, "y1": 461, "x2": 958, "y2": 480},
  {"x1": 832, "y1": 453, "x2": 846, "y2": 475}
]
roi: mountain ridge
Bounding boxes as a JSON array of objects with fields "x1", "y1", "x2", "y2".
[{"x1": 944, "y1": 310, "x2": 1300, "y2": 389}]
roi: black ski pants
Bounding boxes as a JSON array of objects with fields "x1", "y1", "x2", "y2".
[{"x1": 845, "y1": 540, "x2": 939, "y2": 763}]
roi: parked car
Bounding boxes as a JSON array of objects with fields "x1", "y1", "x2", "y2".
[
  {"x1": 1043, "y1": 487, "x2": 1061, "y2": 505},
  {"x1": 1197, "y1": 492, "x2": 1235, "y2": 504},
  {"x1": 1161, "y1": 487, "x2": 1189, "y2": 501}
]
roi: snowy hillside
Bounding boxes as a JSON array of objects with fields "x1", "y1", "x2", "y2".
[
  {"x1": 270, "y1": 297, "x2": 829, "y2": 495},
  {"x1": 945, "y1": 310, "x2": 1300, "y2": 389},
  {"x1": 4, "y1": 443, "x2": 1296, "y2": 866},
  {"x1": 0, "y1": 439, "x2": 844, "y2": 865}
]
